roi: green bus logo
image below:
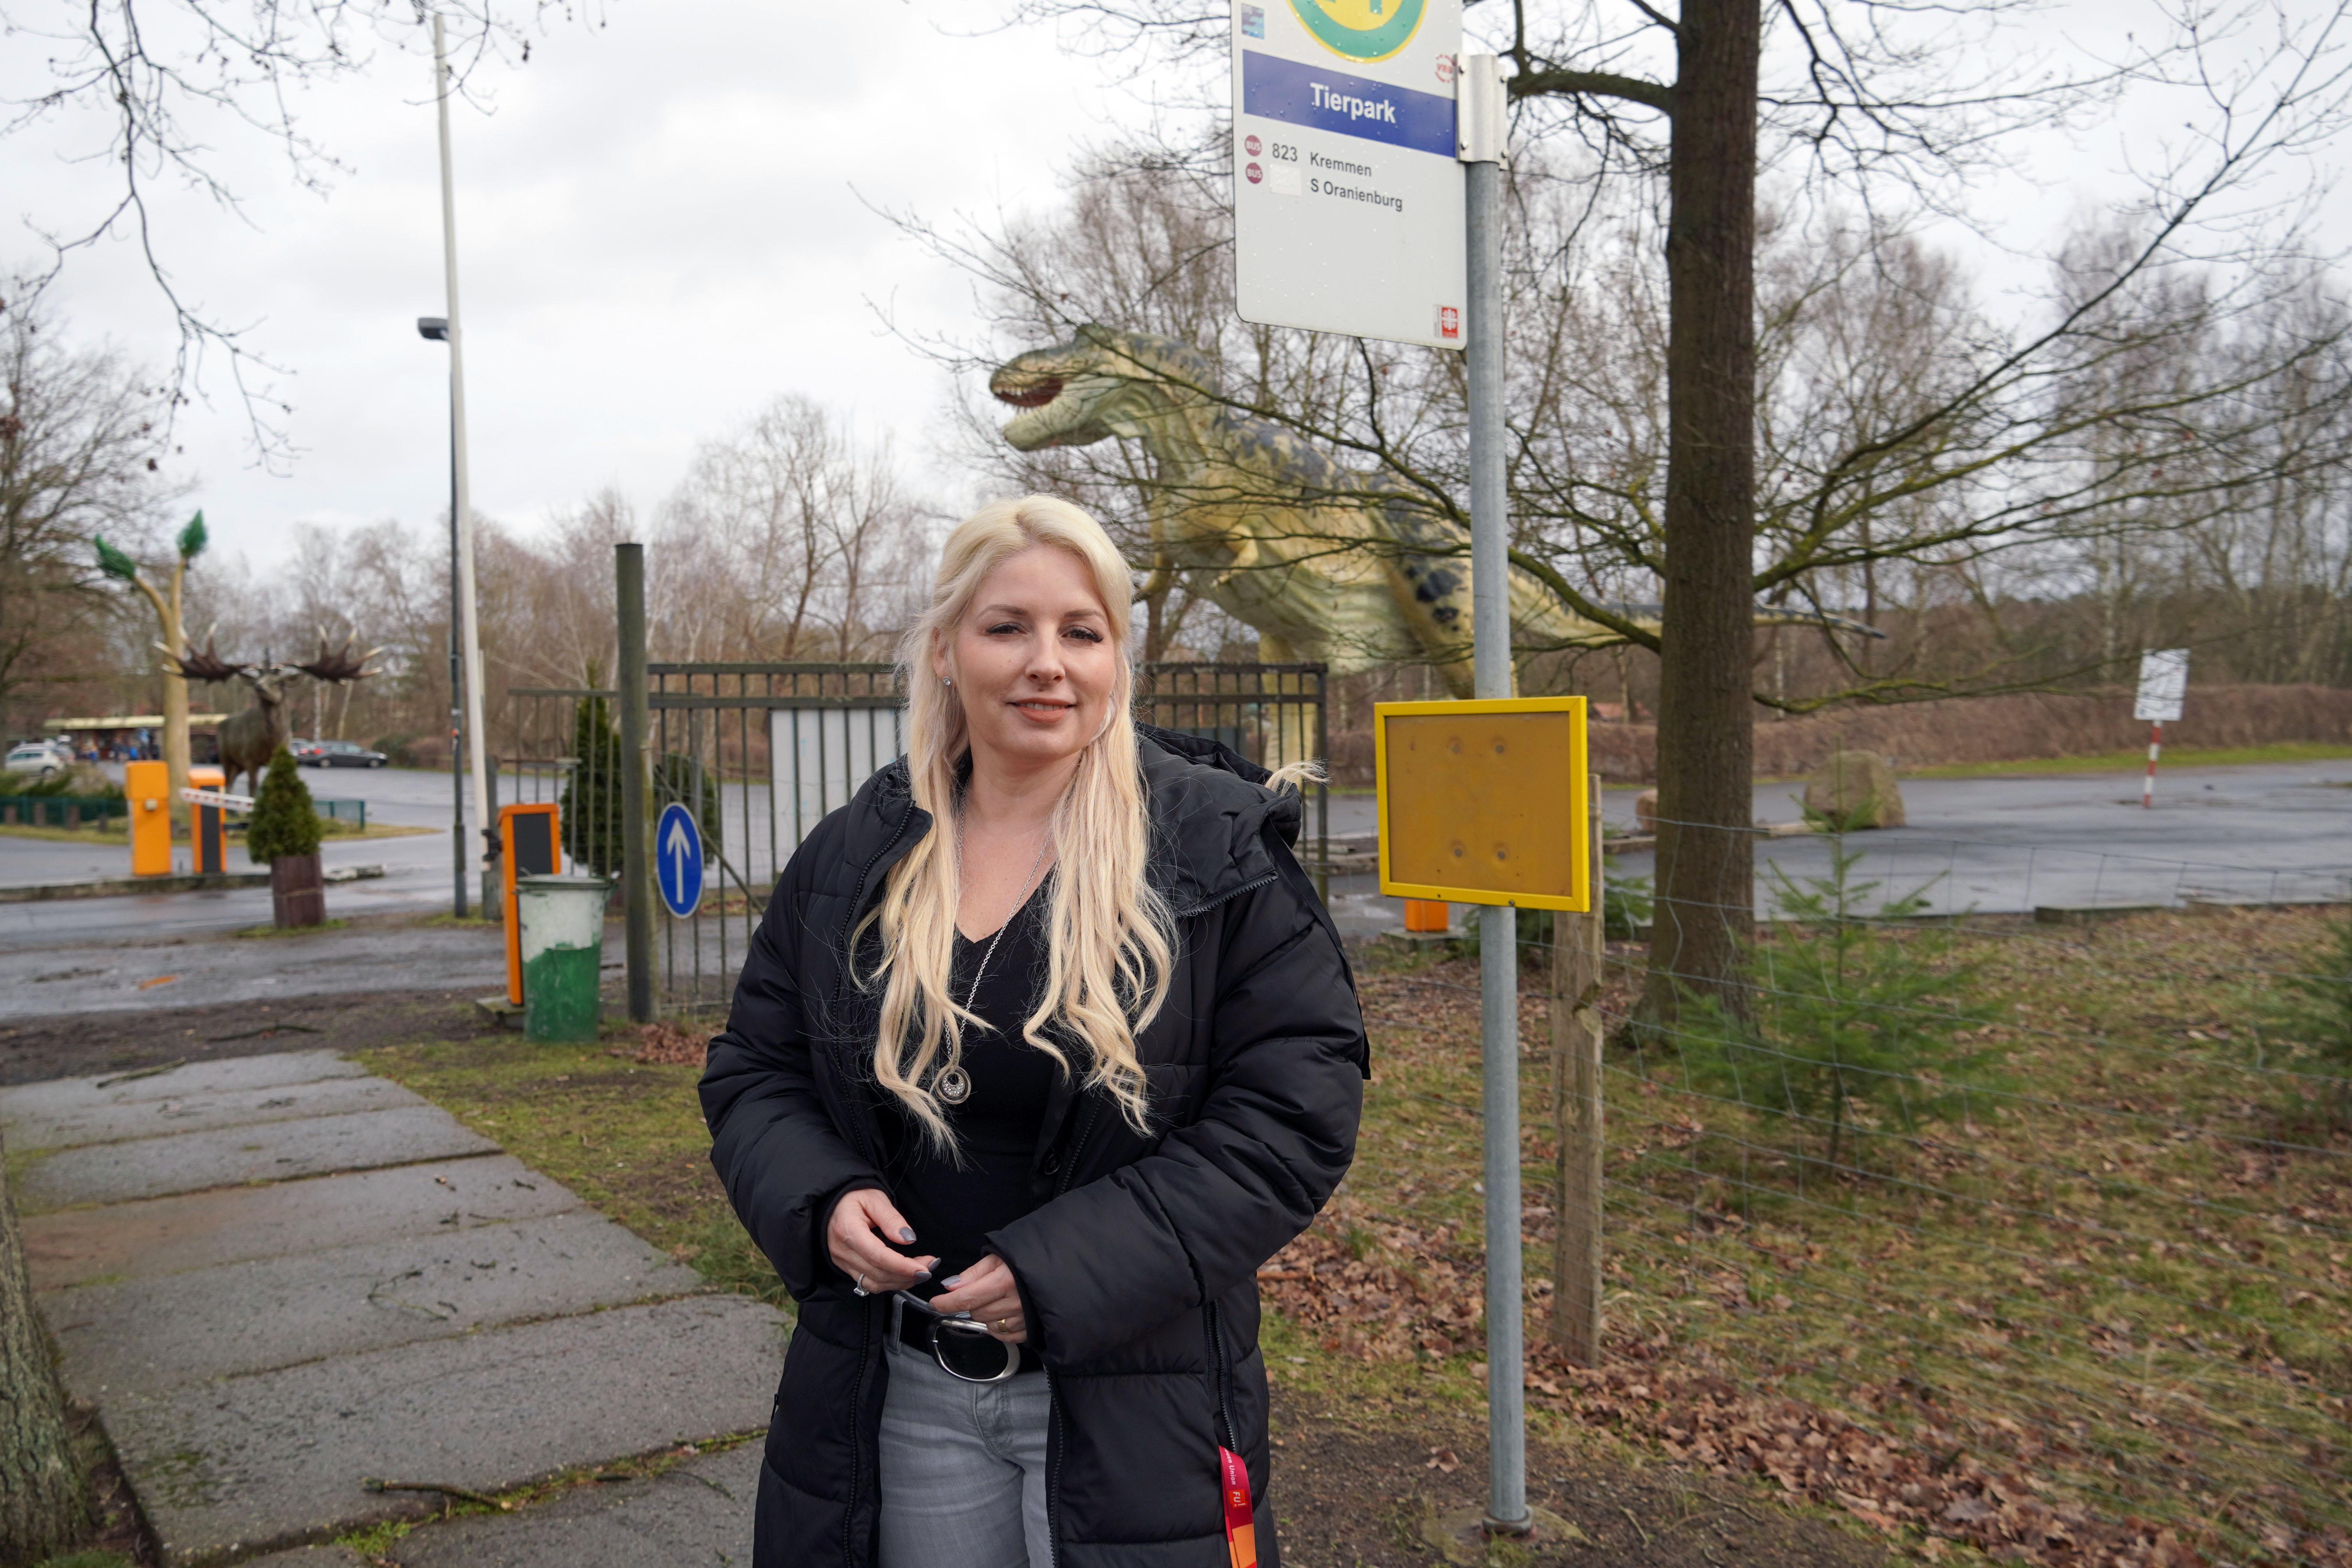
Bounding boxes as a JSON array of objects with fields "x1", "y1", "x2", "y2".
[{"x1": 1285, "y1": 0, "x2": 1427, "y2": 62}]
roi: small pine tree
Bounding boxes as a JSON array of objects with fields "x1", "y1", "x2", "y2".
[
  {"x1": 1678, "y1": 837, "x2": 2005, "y2": 1172},
  {"x1": 558, "y1": 687, "x2": 723, "y2": 880},
  {"x1": 560, "y1": 691, "x2": 625, "y2": 877},
  {"x1": 246, "y1": 747, "x2": 322, "y2": 864},
  {"x1": 2262, "y1": 912, "x2": 2352, "y2": 1127}
]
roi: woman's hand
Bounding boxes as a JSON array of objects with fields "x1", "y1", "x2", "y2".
[
  {"x1": 825, "y1": 1189, "x2": 935, "y2": 1295},
  {"x1": 929, "y1": 1253, "x2": 1027, "y2": 1343}
]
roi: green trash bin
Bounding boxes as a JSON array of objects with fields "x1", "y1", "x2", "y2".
[{"x1": 516, "y1": 874, "x2": 611, "y2": 1041}]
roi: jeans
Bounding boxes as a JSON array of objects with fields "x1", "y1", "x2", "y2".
[{"x1": 879, "y1": 1328, "x2": 1053, "y2": 1568}]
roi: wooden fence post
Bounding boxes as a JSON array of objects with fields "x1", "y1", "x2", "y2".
[{"x1": 1551, "y1": 771, "x2": 1606, "y2": 1364}]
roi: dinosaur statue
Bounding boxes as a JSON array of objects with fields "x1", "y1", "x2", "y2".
[
  {"x1": 989, "y1": 326, "x2": 1876, "y2": 694},
  {"x1": 168, "y1": 635, "x2": 382, "y2": 795}
]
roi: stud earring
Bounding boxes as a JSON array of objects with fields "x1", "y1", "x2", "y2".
[{"x1": 942, "y1": 676, "x2": 953, "y2": 689}]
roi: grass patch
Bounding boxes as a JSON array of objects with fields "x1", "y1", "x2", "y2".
[
  {"x1": 1900, "y1": 740, "x2": 2352, "y2": 777},
  {"x1": 0, "y1": 821, "x2": 134, "y2": 843},
  {"x1": 233, "y1": 918, "x2": 351, "y2": 939},
  {"x1": 1265, "y1": 909, "x2": 2352, "y2": 1564},
  {"x1": 355, "y1": 1027, "x2": 785, "y2": 1309},
  {"x1": 359, "y1": 909, "x2": 2352, "y2": 1563}
]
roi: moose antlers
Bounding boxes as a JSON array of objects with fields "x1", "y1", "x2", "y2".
[
  {"x1": 162, "y1": 637, "x2": 247, "y2": 684},
  {"x1": 294, "y1": 631, "x2": 384, "y2": 685},
  {"x1": 160, "y1": 629, "x2": 383, "y2": 685}
]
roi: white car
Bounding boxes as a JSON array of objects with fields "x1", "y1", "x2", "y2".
[{"x1": 5, "y1": 742, "x2": 70, "y2": 780}]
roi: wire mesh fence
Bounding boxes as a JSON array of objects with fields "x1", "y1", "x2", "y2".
[{"x1": 1263, "y1": 814, "x2": 2352, "y2": 1567}]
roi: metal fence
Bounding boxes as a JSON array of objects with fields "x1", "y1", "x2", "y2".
[
  {"x1": 506, "y1": 660, "x2": 1329, "y2": 1018},
  {"x1": 0, "y1": 794, "x2": 126, "y2": 829}
]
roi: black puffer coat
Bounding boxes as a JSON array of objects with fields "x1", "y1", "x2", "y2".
[{"x1": 701, "y1": 727, "x2": 1367, "y2": 1568}]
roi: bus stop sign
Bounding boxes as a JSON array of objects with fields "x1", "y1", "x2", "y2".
[{"x1": 1231, "y1": 0, "x2": 1467, "y2": 348}]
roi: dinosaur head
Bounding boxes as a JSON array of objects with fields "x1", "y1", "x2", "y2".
[{"x1": 989, "y1": 325, "x2": 1220, "y2": 451}]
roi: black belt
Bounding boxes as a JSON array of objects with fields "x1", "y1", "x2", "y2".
[{"x1": 891, "y1": 1293, "x2": 1043, "y2": 1375}]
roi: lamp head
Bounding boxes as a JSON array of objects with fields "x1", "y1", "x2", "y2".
[{"x1": 416, "y1": 317, "x2": 450, "y2": 342}]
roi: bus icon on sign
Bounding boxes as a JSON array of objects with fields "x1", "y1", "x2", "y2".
[{"x1": 1437, "y1": 306, "x2": 1460, "y2": 340}]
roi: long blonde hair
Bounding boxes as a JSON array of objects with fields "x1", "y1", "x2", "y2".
[{"x1": 858, "y1": 496, "x2": 1174, "y2": 1151}]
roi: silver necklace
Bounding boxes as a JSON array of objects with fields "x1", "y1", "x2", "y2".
[{"x1": 933, "y1": 813, "x2": 1052, "y2": 1108}]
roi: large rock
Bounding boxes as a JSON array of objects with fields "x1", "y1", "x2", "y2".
[{"x1": 1802, "y1": 750, "x2": 1905, "y2": 828}]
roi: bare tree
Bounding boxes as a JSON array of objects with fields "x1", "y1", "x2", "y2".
[
  {"x1": 0, "y1": 285, "x2": 178, "y2": 731},
  {"x1": 5, "y1": 2, "x2": 558, "y2": 456},
  {"x1": 661, "y1": 395, "x2": 929, "y2": 662}
]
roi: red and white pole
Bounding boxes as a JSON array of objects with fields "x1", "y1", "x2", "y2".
[{"x1": 2142, "y1": 721, "x2": 2163, "y2": 809}]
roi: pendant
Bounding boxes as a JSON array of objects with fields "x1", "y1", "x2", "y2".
[{"x1": 935, "y1": 1065, "x2": 971, "y2": 1106}]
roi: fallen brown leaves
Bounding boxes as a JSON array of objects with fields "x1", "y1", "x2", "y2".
[
  {"x1": 1283, "y1": 920, "x2": 2352, "y2": 1568},
  {"x1": 1258, "y1": 1215, "x2": 2350, "y2": 1566},
  {"x1": 630, "y1": 1022, "x2": 710, "y2": 1066}
]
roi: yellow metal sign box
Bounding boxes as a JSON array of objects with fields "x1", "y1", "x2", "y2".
[{"x1": 1374, "y1": 696, "x2": 1590, "y2": 909}]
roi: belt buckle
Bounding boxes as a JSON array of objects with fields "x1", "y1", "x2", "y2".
[{"x1": 892, "y1": 1291, "x2": 1019, "y2": 1385}]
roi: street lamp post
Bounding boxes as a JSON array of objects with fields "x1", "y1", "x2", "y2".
[
  {"x1": 416, "y1": 313, "x2": 466, "y2": 918},
  {"x1": 420, "y1": 9, "x2": 495, "y2": 918}
]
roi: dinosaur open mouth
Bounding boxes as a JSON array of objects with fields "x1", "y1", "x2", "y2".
[{"x1": 992, "y1": 375, "x2": 1062, "y2": 409}]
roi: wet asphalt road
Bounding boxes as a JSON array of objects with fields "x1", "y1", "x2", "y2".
[{"x1": 4, "y1": 759, "x2": 2346, "y2": 1016}]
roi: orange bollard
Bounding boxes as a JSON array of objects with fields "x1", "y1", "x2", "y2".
[
  {"x1": 1403, "y1": 897, "x2": 1450, "y2": 934},
  {"x1": 127, "y1": 761, "x2": 172, "y2": 877}
]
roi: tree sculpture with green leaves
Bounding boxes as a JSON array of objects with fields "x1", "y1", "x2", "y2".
[{"x1": 94, "y1": 511, "x2": 208, "y2": 814}]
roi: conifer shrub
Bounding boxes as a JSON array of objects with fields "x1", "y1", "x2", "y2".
[
  {"x1": 560, "y1": 691, "x2": 625, "y2": 876},
  {"x1": 1676, "y1": 835, "x2": 2007, "y2": 1173},
  {"x1": 558, "y1": 689, "x2": 721, "y2": 879},
  {"x1": 247, "y1": 747, "x2": 323, "y2": 864}
]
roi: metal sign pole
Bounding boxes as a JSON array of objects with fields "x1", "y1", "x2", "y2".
[{"x1": 1459, "y1": 53, "x2": 1528, "y2": 1536}]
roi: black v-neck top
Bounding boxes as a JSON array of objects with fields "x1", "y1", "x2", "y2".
[{"x1": 879, "y1": 879, "x2": 1062, "y2": 1280}]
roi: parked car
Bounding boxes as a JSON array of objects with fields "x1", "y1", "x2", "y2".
[
  {"x1": 306, "y1": 739, "x2": 388, "y2": 769},
  {"x1": 289, "y1": 738, "x2": 325, "y2": 763},
  {"x1": 5, "y1": 742, "x2": 69, "y2": 781}
]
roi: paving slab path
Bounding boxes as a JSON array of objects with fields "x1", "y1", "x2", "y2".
[{"x1": 2, "y1": 1048, "x2": 787, "y2": 1567}]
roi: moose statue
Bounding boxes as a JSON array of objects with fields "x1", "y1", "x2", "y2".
[{"x1": 167, "y1": 634, "x2": 382, "y2": 794}]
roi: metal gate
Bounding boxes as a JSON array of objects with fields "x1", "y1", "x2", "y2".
[{"x1": 507, "y1": 661, "x2": 1326, "y2": 1018}]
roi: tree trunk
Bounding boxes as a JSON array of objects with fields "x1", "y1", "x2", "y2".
[
  {"x1": 272, "y1": 852, "x2": 326, "y2": 928},
  {"x1": 1643, "y1": 0, "x2": 1762, "y2": 1022},
  {"x1": 0, "y1": 1130, "x2": 86, "y2": 1561}
]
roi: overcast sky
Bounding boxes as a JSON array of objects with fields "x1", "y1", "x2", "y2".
[
  {"x1": 14, "y1": 0, "x2": 1129, "y2": 574},
  {"x1": 12, "y1": 0, "x2": 2344, "y2": 581}
]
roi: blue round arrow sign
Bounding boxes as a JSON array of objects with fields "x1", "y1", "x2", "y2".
[{"x1": 655, "y1": 802, "x2": 704, "y2": 917}]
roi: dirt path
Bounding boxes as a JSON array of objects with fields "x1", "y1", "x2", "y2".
[{"x1": 0, "y1": 989, "x2": 500, "y2": 1086}]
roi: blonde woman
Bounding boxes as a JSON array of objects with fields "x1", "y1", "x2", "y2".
[{"x1": 702, "y1": 495, "x2": 1366, "y2": 1568}]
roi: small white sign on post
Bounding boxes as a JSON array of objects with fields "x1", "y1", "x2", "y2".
[
  {"x1": 2134, "y1": 648, "x2": 2189, "y2": 722},
  {"x1": 1231, "y1": 0, "x2": 1466, "y2": 348},
  {"x1": 2134, "y1": 648, "x2": 2188, "y2": 809}
]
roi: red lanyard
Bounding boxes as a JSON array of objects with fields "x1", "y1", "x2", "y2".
[{"x1": 1219, "y1": 1446, "x2": 1258, "y2": 1568}]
